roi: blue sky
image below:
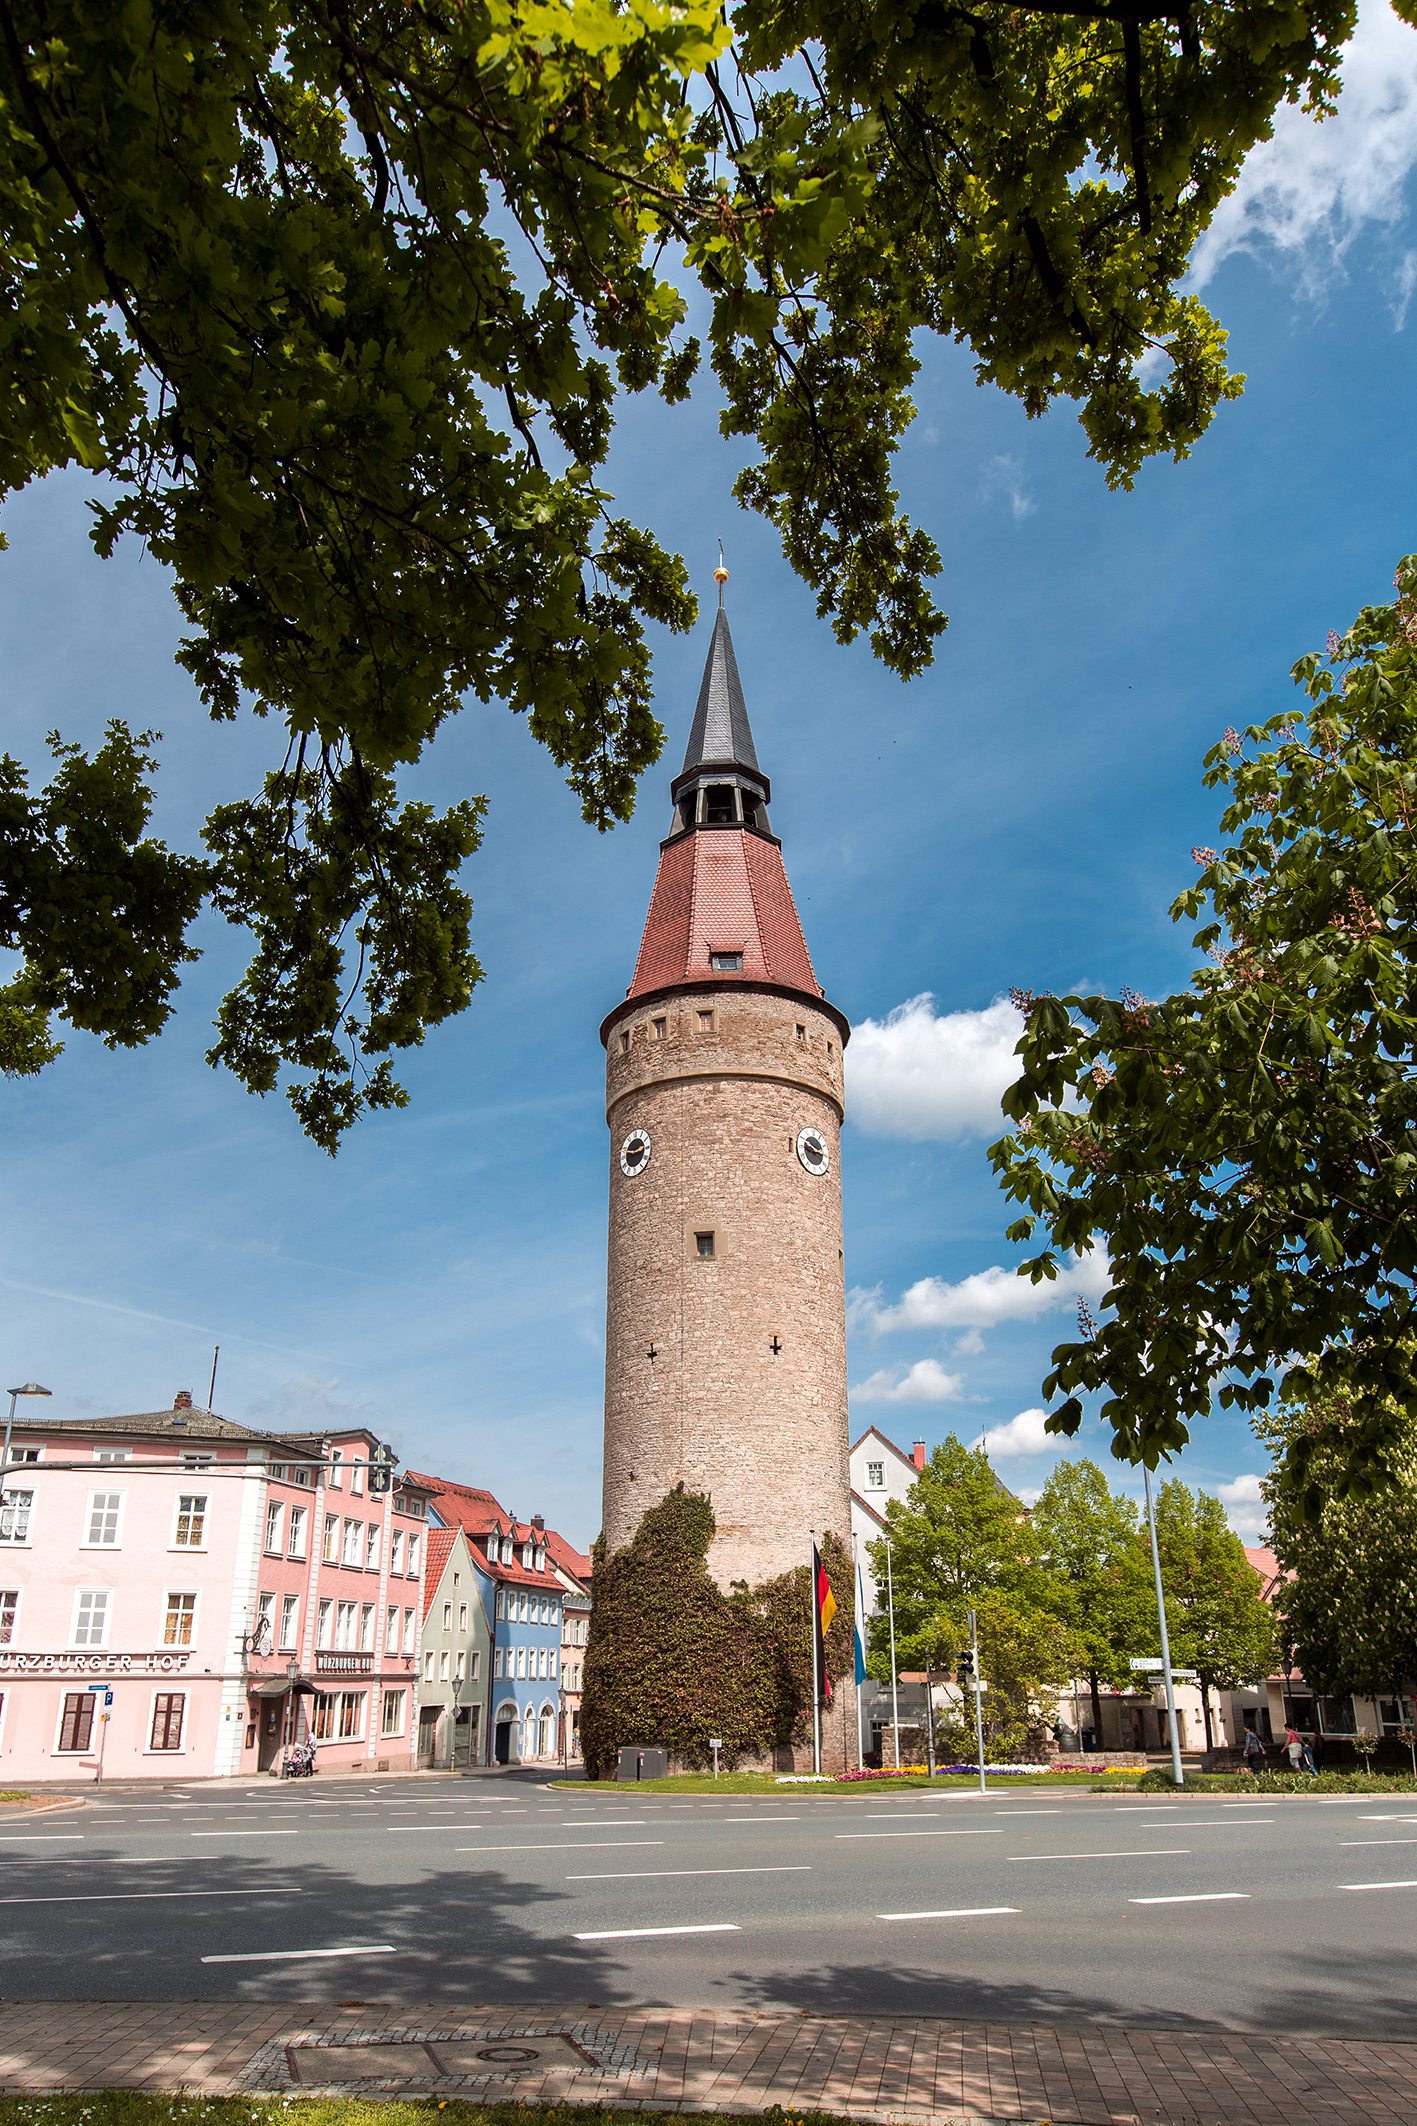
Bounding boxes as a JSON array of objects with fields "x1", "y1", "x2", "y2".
[{"x1": 4, "y1": 6, "x2": 1416, "y2": 1549}]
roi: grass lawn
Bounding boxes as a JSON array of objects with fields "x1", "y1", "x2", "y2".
[{"x1": 0, "y1": 2102, "x2": 851, "y2": 2126}]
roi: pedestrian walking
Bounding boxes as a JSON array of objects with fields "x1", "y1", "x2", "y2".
[
  {"x1": 1285, "y1": 1724, "x2": 1304, "y2": 1771},
  {"x1": 1242, "y1": 1726, "x2": 1266, "y2": 1773}
]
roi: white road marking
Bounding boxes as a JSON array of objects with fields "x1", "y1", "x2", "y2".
[
  {"x1": 202, "y1": 1944, "x2": 396, "y2": 1963},
  {"x1": 865, "y1": 1813, "x2": 938, "y2": 1820},
  {"x1": 1010, "y1": 1849, "x2": 1191, "y2": 1861},
  {"x1": 455, "y1": 1841, "x2": 664, "y2": 1853},
  {"x1": 877, "y1": 1907, "x2": 1019, "y2": 1921},
  {"x1": 191, "y1": 1829, "x2": 299, "y2": 1838},
  {"x1": 724, "y1": 1816, "x2": 798, "y2": 1823},
  {"x1": 1130, "y1": 1893, "x2": 1251, "y2": 1905},
  {"x1": 836, "y1": 1829, "x2": 1003, "y2": 1840},
  {"x1": 0, "y1": 1887, "x2": 303, "y2": 1906},
  {"x1": 995, "y1": 1811, "x2": 1061, "y2": 1817},
  {"x1": 573, "y1": 1922, "x2": 740, "y2": 1941},
  {"x1": 0, "y1": 1836, "x2": 84, "y2": 1844},
  {"x1": 1340, "y1": 1838, "x2": 1417, "y2": 1847},
  {"x1": 566, "y1": 1866, "x2": 812, "y2": 1880},
  {"x1": 1339, "y1": 1879, "x2": 1417, "y2": 1891},
  {"x1": 561, "y1": 1821, "x2": 646, "y2": 1828}
]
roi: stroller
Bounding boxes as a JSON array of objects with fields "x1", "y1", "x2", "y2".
[{"x1": 282, "y1": 1737, "x2": 317, "y2": 1778}]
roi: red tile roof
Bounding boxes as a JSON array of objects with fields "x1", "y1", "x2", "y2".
[
  {"x1": 421, "y1": 1527, "x2": 459, "y2": 1622},
  {"x1": 625, "y1": 827, "x2": 820, "y2": 1003},
  {"x1": 408, "y1": 1471, "x2": 585, "y2": 1593},
  {"x1": 545, "y1": 1528, "x2": 592, "y2": 1585}
]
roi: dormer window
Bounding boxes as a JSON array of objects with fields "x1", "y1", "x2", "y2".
[{"x1": 710, "y1": 951, "x2": 742, "y2": 972}]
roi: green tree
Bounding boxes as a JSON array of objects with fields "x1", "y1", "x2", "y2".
[
  {"x1": 1030, "y1": 1458, "x2": 1150, "y2": 1747},
  {"x1": 867, "y1": 1434, "x2": 1073, "y2": 1758},
  {"x1": 1259, "y1": 1396, "x2": 1417, "y2": 1709},
  {"x1": 991, "y1": 548, "x2": 1417, "y2": 1505},
  {"x1": 2, "y1": 1, "x2": 1386, "y2": 1141},
  {"x1": 1149, "y1": 1478, "x2": 1278, "y2": 1749}
]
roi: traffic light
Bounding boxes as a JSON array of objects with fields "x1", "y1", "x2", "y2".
[
  {"x1": 367, "y1": 1442, "x2": 398, "y2": 1494},
  {"x1": 956, "y1": 1648, "x2": 975, "y2": 1687}
]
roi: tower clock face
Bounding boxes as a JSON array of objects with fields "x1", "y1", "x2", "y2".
[
  {"x1": 796, "y1": 1126, "x2": 831, "y2": 1176},
  {"x1": 620, "y1": 1129, "x2": 652, "y2": 1177}
]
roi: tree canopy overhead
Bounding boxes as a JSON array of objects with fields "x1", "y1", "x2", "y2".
[
  {"x1": 992, "y1": 550, "x2": 1417, "y2": 1502},
  {"x1": 1, "y1": 0, "x2": 1375, "y2": 1142}
]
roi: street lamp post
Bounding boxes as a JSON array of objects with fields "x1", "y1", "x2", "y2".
[
  {"x1": 1143, "y1": 1463, "x2": 1185, "y2": 1788},
  {"x1": 449, "y1": 1671, "x2": 463, "y2": 1770},
  {"x1": 1, "y1": 1384, "x2": 51, "y2": 1512}
]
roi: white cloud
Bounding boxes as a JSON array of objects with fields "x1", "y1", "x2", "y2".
[
  {"x1": 849, "y1": 1250, "x2": 1110, "y2": 1338},
  {"x1": 850, "y1": 1358, "x2": 966, "y2": 1404},
  {"x1": 970, "y1": 1407, "x2": 1066, "y2": 1460},
  {"x1": 1215, "y1": 1472, "x2": 1270, "y2": 1543},
  {"x1": 847, "y1": 993, "x2": 1025, "y2": 1142},
  {"x1": 1188, "y1": 4, "x2": 1417, "y2": 304},
  {"x1": 980, "y1": 452, "x2": 1037, "y2": 520},
  {"x1": 953, "y1": 1329, "x2": 986, "y2": 1357}
]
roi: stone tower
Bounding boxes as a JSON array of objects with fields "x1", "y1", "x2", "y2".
[{"x1": 600, "y1": 589, "x2": 854, "y2": 1731}]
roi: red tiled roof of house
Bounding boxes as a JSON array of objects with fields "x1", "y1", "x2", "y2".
[
  {"x1": 1244, "y1": 1543, "x2": 1290, "y2": 1603},
  {"x1": 409, "y1": 1471, "x2": 582, "y2": 1593},
  {"x1": 421, "y1": 1527, "x2": 458, "y2": 1622},
  {"x1": 545, "y1": 1527, "x2": 592, "y2": 1585}
]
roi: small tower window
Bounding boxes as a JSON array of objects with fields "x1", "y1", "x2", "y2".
[
  {"x1": 652, "y1": 1016, "x2": 667, "y2": 1041},
  {"x1": 711, "y1": 951, "x2": 742, "y2": 972},
  {"x1": 695, "y1": 1231, "x2": 715, "y2": 1259},
  {"x1": 620, "y1": 1030, "x2": 630, "y2": 1054},
  {"x1": 795, "y1": 1024, "x2": 806, "y2": 1044},
  {"x1": 704, "y1": 785, "x2": 737, "y2": 824},
  {"x1": 697, "y1": 1009, "x2": 714, "y2": 1033}
]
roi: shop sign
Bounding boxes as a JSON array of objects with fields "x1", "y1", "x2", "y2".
[{"x1": 0, "y1": 1650, "x2": 192, "y2": 1674}]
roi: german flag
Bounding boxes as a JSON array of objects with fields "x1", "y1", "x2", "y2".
[{"x1": 813, "y1": 1544, "x2": 836, "y2": 1704}]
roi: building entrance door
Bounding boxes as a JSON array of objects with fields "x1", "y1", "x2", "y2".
[
  {"x1": 453, "y1": 1705, "x2": 478, "y2": 1768},
  {"x1": 418, "y1": 1705, "x2": 440, "y2": 1768},
  {"x1": 495, "y1": 1718, "x2": 511, "y2": 1764},
  {"x1": 258, "y1": 1697, "x2": 285, "y2": 1772}
]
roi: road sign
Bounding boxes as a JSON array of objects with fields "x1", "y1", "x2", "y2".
[
  {"x1": 1130, "y1": 1658, "x2": 1197, "y2": 1680},
  {"x1": 86, "y1": 1684, "x2": 114, "y2": 1703},
  {"x1": 1130, "y1": 1657, "x2": 1164, "y2": 1670}
]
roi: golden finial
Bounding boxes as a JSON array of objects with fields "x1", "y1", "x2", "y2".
[{"x1": 714, "y1": 538, "x2": 729, "y2": 604}]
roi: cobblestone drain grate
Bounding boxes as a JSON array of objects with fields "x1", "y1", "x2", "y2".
[{"x1": 237, "y1": 2020, "x2": 650, "y2": 2094}]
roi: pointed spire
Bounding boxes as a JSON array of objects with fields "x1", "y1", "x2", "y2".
[{"x1": 678, "y1": 605, "x2": 762, "y2": 783}]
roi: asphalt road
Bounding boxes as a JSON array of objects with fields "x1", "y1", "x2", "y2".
[{"x1": 3, "y1": 1775, "x2": 1415, "y2": 2032}]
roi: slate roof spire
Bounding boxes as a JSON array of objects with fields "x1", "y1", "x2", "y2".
[{"x1": 674, "y1": 602, "x2": 763, "y2": 792}]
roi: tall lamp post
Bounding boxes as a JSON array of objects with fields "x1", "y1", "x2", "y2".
[
  {"x1": 1143, "y1": 1464, "x2": 1185, "y2": 1789},
  {"x1": 2, "y1": 1383, "x2": 51, "y2": 1503}
]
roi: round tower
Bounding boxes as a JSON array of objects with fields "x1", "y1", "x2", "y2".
[{"x1": 599, "y1": 592, "x2": 853, "y2": 1612}]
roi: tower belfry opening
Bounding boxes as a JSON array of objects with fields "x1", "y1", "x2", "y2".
[{"x1": 598, "y1": 582, "x2": 855, "y2": 1772}]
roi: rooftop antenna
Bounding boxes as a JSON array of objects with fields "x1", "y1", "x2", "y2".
[
  {"x1": 714, "y1": 539, "x2": 729, "y2": 607},
  {"x1": 207, "y1": 1344, "x2": 219, "y2": 1413}
]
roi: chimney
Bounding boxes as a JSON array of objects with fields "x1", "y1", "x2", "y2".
[
  {"x1": 173, "y1": 1390, "x2": 193, "y2": 1410},
  {"x1": 531, "y1": 1513, "x2": 545, "y2": 1531},
  {"x1": 912, "y1": 1438, "x2": 926, "y2": 1470}
]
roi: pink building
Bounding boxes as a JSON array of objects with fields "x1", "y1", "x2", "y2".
[{"x1": 0, "y1": 1393, "x2": 432, "y2": 1781}]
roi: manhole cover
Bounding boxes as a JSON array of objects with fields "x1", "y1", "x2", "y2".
[{"x1": 432, "y1": 2034, "x2": 601, "y2": 2075}]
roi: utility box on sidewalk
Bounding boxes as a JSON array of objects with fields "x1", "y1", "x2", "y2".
[{"x1": 616, "y1": 1745, "x2": 668, "y2": 1780}]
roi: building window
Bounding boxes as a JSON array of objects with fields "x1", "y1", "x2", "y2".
[
  {"x1": 180, "y1": 1451, "x2": 214, "y2": 1472},
  {"x1": 390, "y1": 1529, "x2": 404, "y2": 1574},
  {"x1": 280, "y1": 1594, "x2": 300, "y2": 1650},
  {"x1": 72, "y1": 1589, "x2": 110, "y2": 1648},
  {"x1": 696, "y1": 1231, "x2": 715, "y2": 1258},
  {"x1": 336, "y1": 1600, "x2": 357, "y2": 1651},
  {"x1": 796, "y1": 1023, "x2": 806, "y2": 1043},
  {"x1": 329, "y1": 1449, "x2": 343, "y2": 1488},
  {"x1": 424, "y1": 1650, "x2": 435, "y2": 1682},
  {"x1": 494, "y1": 1586, "x2": 505, "y2": 1621},
  {"x1": 459, "y1": 1602, "x2": 468, "y2": 1633},
  {"x1": 402, "y1": 1606, "x2": 415, "y2": 1654},
  {"x1": 359, "y1": 1602, "x2": 374, "y2": 1650},
  {"x1": 381, "y1": 1689, "x2": 405, "y2": 1737},
  {"x1": 323, "y1": 1513, "x2": 339, "y2": 1562},
  {"x1": 150, "y1": 1693, "x2": 185, "y2": 1751},
  {"x1": 341, "y1": 1517, "x2": 361, "y2": 1566},
  {"x1": 710, "y1": 950, "x2": 742, "y2": 971},
  {"x1": 365, "y1": 1524, "x2": 380, "y2": 1571},
  {"x1": 652, "y1": 1016, "x2": 667, "y2": 1041},
  {"x1": 173, "y1": 1494, "x2": 207, "y2": 1548},
  {"x1": 382, "y1": 1604, "x2": 397, "y2": 1653},
  {"x1": 867, "y1": 1461, "x2": 884, "y2": 1488},
  {"x1": 515, "y1": 1647, "x2": 526, "y2": 1679},
  {"x1": 455, "y1": 1649, "x2": 465, "y2": 1681},
  {"x1": 316, "y1": 1597, "x2": 333, "y2": 1650},
  {"x1": 440, "y1": 1649, "x2": 450, "y2": 1682},
  {"x1": 0, "y1": 1589, "x2": 14, "y2": 1642},
  {"x1": 288, "y1": 1504, "x2": 307, "y2": 1558},
  {"x1": 0, "y1": 1489, "x2": 32, "y2": 1544},
  {"x1": 338, "y1": 1690, "x2": 365, "y2": 1740},
  {"x1": 163, "y1": 1593, "x2": 196, "y2": 1647},
  {"x1": 312, "y1": 1693, "x2": 335, "y2": 1740},
  {"x1": 469, "y1": 1650, "x2": 481, "y2": 1682},
  {"x1": 494, "y1": 1647, "x2": 503, "y2": 1679},
  {"x1": 619, "y1": 1029, "x2": 630, "y2": 1053},
  {"x1": 698, "y1": 1010, "x2": 714, "y2": 1033},
  {"x1": 264, "y1": 1501, "x2": 283, "y2": 1553},
  {"x1": 94, "y1": 1447, "x2": 130, "y2": 1465},
  {"x1": 827, "y1": 1040, "x2": 835, "y2": 1058},
  {"x1": 350, "y1": 1458, "x2": 364, "y2": 1495},
  {"x1": 58, "y1": 1692, "x2": 95, "y2": 1753},
  {"x1": 443, "y1": 1601, "x2": 452, "y2": 1632},
  {"x1": 407, "y1": 1533, "x2": 420, "y2": 1577},
  {"x1": 86, "y1": 1491, "x2": 123, "y2": 1546}
]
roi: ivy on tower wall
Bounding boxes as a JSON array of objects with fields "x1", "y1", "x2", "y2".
[{"x1": 580, "y1": 1484, "x2": 854, "y2": 1778}]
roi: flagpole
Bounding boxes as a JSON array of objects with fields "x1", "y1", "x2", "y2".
[
  {"x1": 852, "y1": 1535, "x2": 864, "y2": 1773},
  {"x1": 810, "y1": 1529, "x2": 821, "y2": 1775},
  {"x1": 885, "y1": 1533, "x2": 901, "y2": 1772}
]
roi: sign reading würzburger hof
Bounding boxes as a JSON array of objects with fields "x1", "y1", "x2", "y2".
[{"x1": 0, "y1": 1650, "x2": 193, "y2": 1674}]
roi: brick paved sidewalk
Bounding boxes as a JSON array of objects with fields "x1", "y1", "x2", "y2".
[{"x1": 1, "y1": 1999, "x2": 1413, "y2": 2126}]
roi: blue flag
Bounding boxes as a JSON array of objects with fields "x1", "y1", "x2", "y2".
[{"x1": 854, "y1": 1558, "x2": 868, "y2": 1684}]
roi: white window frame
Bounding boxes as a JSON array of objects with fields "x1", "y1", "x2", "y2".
[
  {"x1": 390, "y1": 1529, "x2": 404, "y2": 1575},
  {"x1": 459, "y1": 1602, "x2": 468, "y2": 1634},
  {"x1": 336, "y1": 1600, "x2": 357, "y2": 1651},
  {"x1": 381, "y1": 1687, "x2": 405, "y2": 1737},
  {"x1": 329, "y1": 1448, "x2": 343, "y2": 1488},
  {"x1": 288, "y1": 1503, "x2": 307, "y2": 1558},
  {"x1": 322, "y1": 1512, "x2": 338, "y2": 1562},
  {"x1": 494, "y1": 1647, "x2": 503, "y2": 1679},
  {"x1": 515, "y1": 1647, "x2": 526, "y2": 1679},
  {"x1": 440, "y1": 1649, "x2": 450, "y2": 1681},
  {"x1": 264, "y1": 1499, "x2": 284, "y2": 1553},
  {"x1": 384, "y1": 1604, "x2": 399, "y2": 1654},
  {"x1": 0, "y1": 1485, "x2": 36, "y2": 1546},
  {"x1": 316, "y1": 1597, "x2": 333, "y2": 1650},
  {"x1": 146, "y1": 1688, "x2": 188, "y2": 1754},
  {"x1": 279, "y1": 1593, "x2": 300, "y2": 1650},
  {"x1": 70, "y1": 1587, "x2": 111, "y2": 1650},
  {"x1": 406, "y1": 1533, "x2": 420, "y2": 1578},
  {"x1": 402, "y1": 1606, "x2": 415, "y2": 1654},
  {"x1": 0, "y1": 1585, "x2": 20, "y2": 1645},
  {"x1": 423, "y1": 1650, "x2": 435, "y2": 1681},
  {"x1": 93, "y1": 1446, "x2": 130, "y2": 1465},
  {"x1": 171, "y1": 1492, "x2": 209, "y2": 1550},
  {"x1": 359, "y1": 1602, "x2": 375, "y2": 1651},
  {"x1": 341, "y1": 1517, "x2": 361, "y2": 1567},
  {"x1": 469, "y1": 1649, "x2": 481, "y2": 1682},
  {"x1": 867, "y1": 1460, "x2": 885, "y2": 1488},
  {"x1": 82, "y1": 1488, "x2": 126, "y2": 1549},
  {"x1": 365, "y1": 1523, "x2": 380, "y2": 1571},
  {"x1": 443, "y1": 1601, "x2": 452, "y2": 1632},
  {"x1": 53, "y1": 1688, "x2": 99, "y2": 1755},
  {"x1": 455, "y1": 1649, "x2": 466, "y2": 1681},
  {"x1": 350, "y1": 1457, "x2": 364, "y2": 1495},
  {"x1": 163, "y1": 1589, "x2": 199, "y2": 1648}
]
